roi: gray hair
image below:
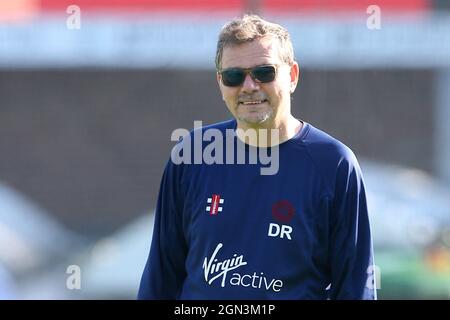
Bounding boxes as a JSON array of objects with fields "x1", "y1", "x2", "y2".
[{"x1": 215, "y1": 14, "x2": 295, "y2": 70}]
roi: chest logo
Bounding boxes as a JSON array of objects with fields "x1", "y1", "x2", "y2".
[
  {"x1": 206, "y1": 194, "x2": 224, "y2": 215},
  {"x1": 268, "y1": 200, "x2": 295, "y2": 240}
]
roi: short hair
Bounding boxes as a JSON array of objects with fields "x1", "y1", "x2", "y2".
[{"x1": 215, "y1": 14, "x2": 295, "y2": 70}]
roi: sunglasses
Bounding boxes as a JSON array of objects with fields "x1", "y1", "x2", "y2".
[{"x1": 219, "y1": 64, "x2": 279, "y2": 87}]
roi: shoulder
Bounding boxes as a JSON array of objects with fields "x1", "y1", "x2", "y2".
[
  {"x1": 302, "y1": 123, "x2": 357, "y2": 164},
  {"x1": 301, "y1": 123, "x2": 362, "y2": 194}
]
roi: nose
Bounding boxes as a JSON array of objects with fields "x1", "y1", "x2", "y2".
[{"x1": 241, "y1": 73, "x2": 260, "y2": 93}]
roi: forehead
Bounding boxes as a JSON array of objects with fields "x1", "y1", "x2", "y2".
[{"x1": 221, "y1": 37, "x2": 281, "y2": 69}]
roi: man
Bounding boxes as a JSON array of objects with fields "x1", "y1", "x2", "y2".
[{"x1": 138, "y1": 14, "x2": 376, "y2": 300}]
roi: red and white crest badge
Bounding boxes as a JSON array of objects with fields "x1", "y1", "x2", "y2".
[{"x1": 206, "y1": 194, "x2": 224, "y2": 215}]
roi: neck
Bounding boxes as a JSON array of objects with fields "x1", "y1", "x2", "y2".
[{"x1": 236, "y1": 115, "x2": 302, "y2": 147}]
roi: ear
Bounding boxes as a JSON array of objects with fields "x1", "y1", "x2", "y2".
[
  {"x1": 216, "y1": 72, "x2": 225, "y2": 100},
  {"x1": 216, "y1": 72, "x2": 222, "y2": 86},
  {"x1": 289, "y1": 62, "x2": 300, "y2": 94}
]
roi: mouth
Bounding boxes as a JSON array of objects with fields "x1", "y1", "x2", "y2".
[{"x1": 238, "y1": 99, "x2": 268, "y2": 106}]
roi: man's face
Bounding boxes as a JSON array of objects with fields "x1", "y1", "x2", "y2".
[{"x1": 217, "y1": 37, "x2": 299, "y2": 128}]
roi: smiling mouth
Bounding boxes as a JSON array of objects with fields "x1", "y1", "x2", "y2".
[{"x1": 239, "y1": 99, "x2": 268, "y2": 106}]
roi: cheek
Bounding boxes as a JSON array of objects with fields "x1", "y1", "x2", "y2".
[
  {"x1": 273, "y1": 81, "x2": 291, "y2": 99},
  {"x1": 221, "y1": 88, "x2": 238, "y2": 103},
  {"x1": 221, "y1": 93, "x2": 237, "y2": 112},
  {"x1": 265, "y1": 85, "x2": 283, "y2": 101},
  {"x1": 274, "y1": 74, "x2": 292, "y2": 94}
]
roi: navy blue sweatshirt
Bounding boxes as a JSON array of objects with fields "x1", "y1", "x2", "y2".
[{"x1": 138, "y1": 119, "x2": 376, "y2": 300}]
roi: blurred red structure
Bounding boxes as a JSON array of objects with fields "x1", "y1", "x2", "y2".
[{"x1": 39, "y1": 0, "x2": 429, "y2": 14}]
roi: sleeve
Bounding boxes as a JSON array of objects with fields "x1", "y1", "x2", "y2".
[
  {"x1": 327, "y1": 152, "x2": 377, "y2": 300},
  {"x1": 137, "y1": 159, "x2": 188, "y2": 299}
]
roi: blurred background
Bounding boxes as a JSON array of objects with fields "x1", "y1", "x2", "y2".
[{"x1": 1, "y1": 0, "x2": 450, "y2": 299}]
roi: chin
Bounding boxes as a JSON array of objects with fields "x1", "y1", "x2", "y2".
[{"x1": 238, "y1": 114, "x2": 271, "y2": 126}]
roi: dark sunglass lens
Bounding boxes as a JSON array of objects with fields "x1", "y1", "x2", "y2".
[
  {"x1": 222, "y1": 69, "x2": 245, "y2": 86},
  {"x1": 252, "y1": 66, "x2": 276, "y2": 83}
]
